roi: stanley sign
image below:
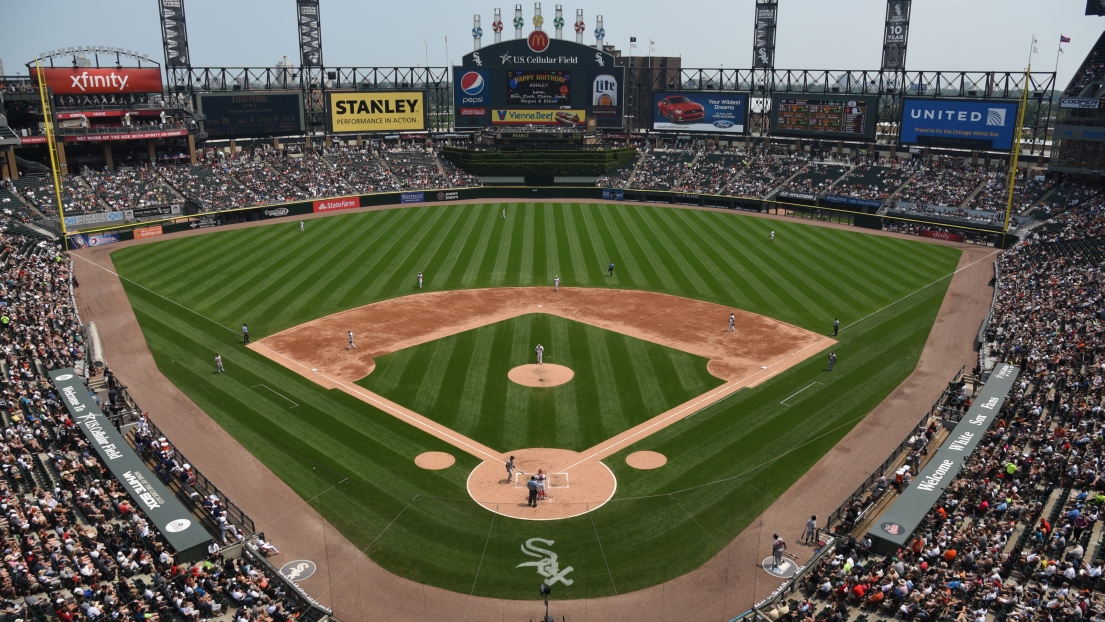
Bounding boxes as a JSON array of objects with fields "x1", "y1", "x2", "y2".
[{"x1": 327, "y1": 91, "x2": 426, "y2": 133}]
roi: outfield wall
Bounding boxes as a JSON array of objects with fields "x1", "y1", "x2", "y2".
[{"x1": 64, "y1": 186, "x2": 1019, "y2": 250}]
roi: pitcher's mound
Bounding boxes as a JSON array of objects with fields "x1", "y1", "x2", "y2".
[{"x1": 508, "y1": 364, "x2": 574, "y2": 387}]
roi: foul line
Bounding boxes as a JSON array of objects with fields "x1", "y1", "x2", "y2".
[
  {"x1": 71, "y1": 253, "x2": 239, "y2": 335},
  {"x1": 252, "y1": 342, "x2": 503, "y2": 464},
  {"x1": 563, "y1": 248, "x2": 999, "y2": 472},
  {"x1": 73, "y1": 252, "x2": 501, "y2": 464},
  {"x1": 253, "y1": 384, "x2": 299, "y2": 409},
  {"x1": 780, "y1": 382, "x2": 822, "y2": 406}
]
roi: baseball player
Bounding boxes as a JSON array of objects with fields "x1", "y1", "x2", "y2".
[
  {"x1": 833, "y1": 318, "x2": 840, "y2": 337},
  {"x1": 214, "y1": 353, "x2": 224, "y2": 374},
  {"x1": 417, "y1": 271, "x2": 423, "y2": 289},
  {"x1": 769, "y1": 230, "x2": 775, "y2": 243},
  {"x1": 728, "y1": 312, "x2": 735, "y2": 332},
  {"x1": 608, "y1": 261, "x2": 615, "y2": 277},
  {"x1": 536, "y1": 469, "x2": 547, "y2": 500},
  {"x1": 535, "y1": 344, "x2": 544, "y2": 365},
  {"x1": 347, "y1": 330, "x2": 357, "y2": 350},
  {"x1": 242, "y1": 323, "x2": 250, "y2": 344},
  {"x1": 501, "y1": 208, "x2": 506, "y2": 219},
  {"x1": 802, "y1": 515, "x2": 818, "y2": 545},
  {"x1": 299, "y1": 221, "x2": 304, "y2": 232},
  {"x1": 827, "y1": 351, "x2": 837, "y2": 371},
  {"x1": 554, "y1": 275, "x2": 560, "y2": 292},
  {"x1": 772, "y1": 534, "x2": 787, "y2": 569},
  {"x1": 505, "y1": 456, "x2": 516, "y2": 482}
]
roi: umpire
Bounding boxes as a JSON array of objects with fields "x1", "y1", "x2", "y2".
[{"x1": 527, "y1": 476, "x2": 539, "y2": 507}]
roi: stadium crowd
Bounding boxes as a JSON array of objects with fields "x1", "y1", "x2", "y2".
[
  {"x1": 770, "y1": 194, "x2": 1105, "y2": 622},
  {"x1": 0, "y1": 226, "x2": 312, "y2": 622},
  {"x1": 896, "y1": 164, "x2": 992, "y2": 209}
]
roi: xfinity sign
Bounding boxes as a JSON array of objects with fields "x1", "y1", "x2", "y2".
[{"x1": 899, "y1": 98, "x2": 1019, "y2": 152}]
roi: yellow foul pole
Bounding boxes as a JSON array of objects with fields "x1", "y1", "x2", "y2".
[
  {"x1": 34, "y1": 61, "x2": 70, "y2": 250},
  {"x1": 1003, "y1": 66, "x2": 1032, "y2": 236}
]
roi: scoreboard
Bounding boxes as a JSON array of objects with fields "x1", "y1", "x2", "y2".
[
  {"x1": 197, "y1": 92, "x2": 305, "y2": 138},
  {"x1": 455, "y1": 35, "x2": 624, "y2": 129},
  {"x1": 770, "y1": 94, "x2": 878, "y2": 140}
]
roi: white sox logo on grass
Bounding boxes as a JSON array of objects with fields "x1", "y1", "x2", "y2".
[{"x1": 517, "y1": 538, "x2": 574, "y2": 586}]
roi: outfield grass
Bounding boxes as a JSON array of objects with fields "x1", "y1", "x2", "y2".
[
  {"x1": 111, "y1": 202, "x2": 961, "y2": 599},
  {"x1": 359, "y1": 313, "x2": 724, "y2": 452}
]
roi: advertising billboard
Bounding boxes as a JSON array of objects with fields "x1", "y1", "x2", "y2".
[
  {"x1": 652, "y1": 92, "x2": 748, "y2": 134},
  {"x1": 899, "y1": 98, "x2": 1019, "y2": 151},
  {"x1": 770, "y1": 95, "x2": 878, "y2": 140},
  {"x1": 198, "y1": 93, "x2": 304, "y2": 138},
  {"x1": 326, "y1": 92, "x2": 426, "y2": 133},
  {"x1": 31, "y1": 67, "x2": 163, "y2": 94},
  {"x1": 492, "y1": 109, "x2": 585, "y2": 126},
  {"x1": 454, "y1": 38, "x2": 624, "y2": 129}
]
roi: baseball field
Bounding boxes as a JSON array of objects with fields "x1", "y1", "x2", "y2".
[{"x1": 108, "y1": 201, "x2": 960, "y2": 599}]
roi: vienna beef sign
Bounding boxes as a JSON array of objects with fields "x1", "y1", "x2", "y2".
[
  {"x1": 31, "y1": 67, "x2": 163, "y2": 94},
  {"x1": 326, "y1": 92, "x2": 426, "y2": 133}
]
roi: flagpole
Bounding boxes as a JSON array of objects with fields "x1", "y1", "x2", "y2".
[{"x1": 1054, "y1": 40, "x2": 1063, "y2": 80}]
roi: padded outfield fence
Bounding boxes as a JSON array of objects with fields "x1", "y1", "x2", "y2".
[{"x1": 59, "y1": 184, "x2": 1021, "y2": 250}]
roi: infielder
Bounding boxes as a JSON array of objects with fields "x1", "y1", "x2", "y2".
[
  {"x1": 347, "y1": 330, "x2": 357, "y2": 350},
  {"x1": 728, "y1": 312, "x2": 735, "y2": 332},
  {"x1": 417, "y1": 271, "x2": 423, "y2": 289},
  {"x1": 554, "y1": 276, "x2": 560, "y2": 292},
  {"x1": 535, "y1": 344, "x2": 544, "y2": 365},
  {"x1": 215, "y1": 353, "x2": 224, "y2": 374}
]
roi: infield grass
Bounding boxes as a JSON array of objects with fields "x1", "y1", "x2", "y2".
[
  {"x1": 359, "y1": 313, "x2": 724, "y2": 452},
  {"x1": 111, "y1": 202, "x2": 961, "y2": 600}
]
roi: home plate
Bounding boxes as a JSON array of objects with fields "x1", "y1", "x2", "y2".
[{"x1": 761, "y1": 556, "x2": 798, "y2": 579}]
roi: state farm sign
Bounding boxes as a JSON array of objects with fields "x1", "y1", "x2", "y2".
[
  {"x1": 31, "y1": 67, "x2": 163, "y2": 94},
  {"x1": 312, "y1": 196, "x2": 361, "y2": 213}
]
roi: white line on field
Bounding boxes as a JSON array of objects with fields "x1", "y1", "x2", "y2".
[
  {"x1": 253, "y1": 383, "x2": 299, "y2": 408},
  {"x1": 780, "y1": 382, "x2": 823, "y2": 406}
]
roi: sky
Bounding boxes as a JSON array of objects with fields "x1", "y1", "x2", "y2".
[{"x1": 1, "y1": 0, "x2": 1103, "y2": 90}]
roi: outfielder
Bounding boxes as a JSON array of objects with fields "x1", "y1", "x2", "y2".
[
  {"x1": 215, "y1": 353, "x2": 224, "y2": 374},
  {"x1": 299, "y1": 221, "x2": 304, "y2": 232},
  {"x1": 347, "y1": 330, "x2": 357, "y2": 350},
  {"x1": 417, "y1": 271, "x2": 423, "y2": 289},
  {"x1": 769, "y1": 230, "x2": 775, "y2": 243},
  {"x1": 501, "y1": 209, "x2": 506, "y2": 219},
  {"x1": 535, "y1": 344, "x2": 544, "y2": 365}
]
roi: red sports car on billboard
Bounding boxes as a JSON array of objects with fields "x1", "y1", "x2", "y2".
[{"x1": 657, "y1": 95, "x2": 705, "y2": 122}]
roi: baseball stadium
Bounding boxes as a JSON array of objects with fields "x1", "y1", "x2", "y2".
[{"x1": 0, "y1": 1, "x2": 1103, "y2": 620}]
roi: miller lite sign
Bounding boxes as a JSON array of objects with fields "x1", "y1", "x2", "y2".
[{"x1": 592, "y1": 74, "x2": 618, "y2": 106}]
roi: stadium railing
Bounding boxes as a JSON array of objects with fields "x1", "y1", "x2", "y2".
[
  {"x1": 242, "y1": 539, "x2": 334, "y2": 621},
  {"x1": 126, "y1": 412, "x2": 257, "y2": 536},
  {"x1": 823, "y1": 365, "x2": 964, "y2": 531},
  {"x1": 727, "y1": 534, "x2": 839, "y2": 622}
]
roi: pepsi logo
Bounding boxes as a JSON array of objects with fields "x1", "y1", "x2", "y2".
[
  {"x1": 528, "y1": 30, "x2": 550, "y2": 53},
  {"x1": 460, "y1": 72, "x2": 485, "y2": 96}
]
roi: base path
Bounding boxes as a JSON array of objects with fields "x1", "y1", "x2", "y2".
[{"x1": 250, "y1": 286, "x2": 832, "y2": 520}]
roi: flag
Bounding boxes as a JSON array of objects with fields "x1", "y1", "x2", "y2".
[
  {"x1": 650, "y1": 39, "x2": 656, "y2": 53},
  {"x1": 1060, "y1": 35, "x2": 1071, "y2": 43}
]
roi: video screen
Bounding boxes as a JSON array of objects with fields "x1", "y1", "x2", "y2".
[
  {"x1": 506, "y1": 71, "x2": 571, "y2": 106},
  {"x1": 770, "y1": 95, "x2": 877, "y2": 139}
]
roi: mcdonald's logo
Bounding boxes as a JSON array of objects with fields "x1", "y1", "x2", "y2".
[{"x1": 528, "y1": 30, "x2": 550, "y2": 53}]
